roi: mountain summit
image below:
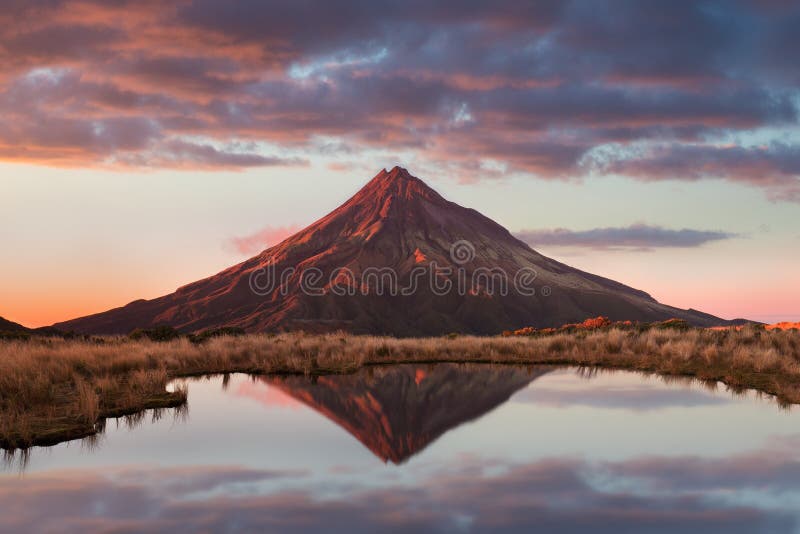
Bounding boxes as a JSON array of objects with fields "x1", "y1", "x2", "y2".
[{"x1": 55, "y1": 167, "x2": 730, "y2": 335}]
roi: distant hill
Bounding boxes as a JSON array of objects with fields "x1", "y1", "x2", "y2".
[
  {"x1": 0, "y1": 316, "x2": 29, "y2": 332},
  {"x1": 55, "y1": 166, "x2": 736, "y2": 335},
  {"x1": 0, "y1": 316, "x2": 65, "y2": 337}
]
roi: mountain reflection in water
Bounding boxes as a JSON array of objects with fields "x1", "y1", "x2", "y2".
[{"x1": 262, "y1": 364, "x2": 551, "y2": 463}]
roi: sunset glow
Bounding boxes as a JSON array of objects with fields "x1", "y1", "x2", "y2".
[{"x1": 2, "y1": 1, "x2": 799, "y2": 326}]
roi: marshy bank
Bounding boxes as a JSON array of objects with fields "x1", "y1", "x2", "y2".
[{"x1": 1, "y1": 325, "x2": 799, "y2": 450}]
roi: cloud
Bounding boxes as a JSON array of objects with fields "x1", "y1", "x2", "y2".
[
  {"x1": 513, "y1": 383, "x2": 726, "y2": 411},
  {"x1": 515, "y1": 224, "x2": 737, "y2": 250},
  {"x1": 596, "y1": 142, "x2": 800, "y2": 202},
  {"x1": 0, "y1": 0, "x2": 798, "y2": 200},
  {"x1": 234, "y1": 380, "x2": 302, "y2": 409},
  {"x1": 227, "y1": 224, "x2": 304, "y2": 255},
  {"x1": 139, "y1": 140, "x2": 309, "y2": 170},
  {"x1": 3, "y1": 445, "x2": 800, "y2": 533}
]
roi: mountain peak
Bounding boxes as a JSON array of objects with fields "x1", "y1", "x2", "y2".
[
  {"x1": 380, "y1": 165, "x2": 413, "y2": 179},
  {"x1": 370, "y1": 166, "x2": 420, "y2": 188},
  {"x1": 360, "y1": 166, "x2": 444, "y2": 204}
]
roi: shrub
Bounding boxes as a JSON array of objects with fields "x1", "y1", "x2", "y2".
[
  {"x1": 0, "y1": 331, "x2": 30, "y2": 341},
  {"x1": 128, "y1": 325, "x2": 182, "y2": 342},
  {"x1": 579, "y1": 316, "x2": 612, "y2": 329},
  {"x1": 189, "y1": 326, "x2": 246, "y2": 344},
  {"x1": 651, "y1": 319, "x2": 691, "y2": 331}
]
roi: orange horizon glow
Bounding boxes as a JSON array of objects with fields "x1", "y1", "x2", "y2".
[{"x1": 3, "y1": 274, "x2": 798, "y2": 329}]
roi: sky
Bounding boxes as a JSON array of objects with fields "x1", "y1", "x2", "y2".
[{"x1": 1, "y1": 0, "x2": 799, "y2": 327}]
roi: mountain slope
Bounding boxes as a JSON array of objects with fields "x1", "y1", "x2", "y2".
[
  {"x1": 0, "y1": 316, "x2": 29, "y2": 332},
  {"x1": 55, "y1": 166, "x2": 732, "y2": 334}
]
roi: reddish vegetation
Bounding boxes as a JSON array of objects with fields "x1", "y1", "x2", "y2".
[
  {"x1": 503, "y1": 315, "x2": 616, "y2": 336},
  {"x1": 709, "y1": 322, "x2": 800, "y2": 332},
  {"x1": 503, "y1": 315, "x2": 689, "y2": 337},
  {"x1": 766, "y1": 322, "x2": 800, "y2": 331},
  {"x1": 564, "y1": 316, "x2": 614, "y2": 329},
  {"x1": 54, "y1": 167, "x2": 734, "y2": 336}
]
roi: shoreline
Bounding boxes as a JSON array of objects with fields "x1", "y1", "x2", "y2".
[{"x1": 2, "y1": 325, "x2": 799, "y2": 450}]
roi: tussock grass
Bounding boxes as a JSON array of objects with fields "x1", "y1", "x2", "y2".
[{"x1": 1, "y1": 325, "x2": 799, "y2": 449}]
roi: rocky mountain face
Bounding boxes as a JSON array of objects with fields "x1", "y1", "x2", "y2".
[{"x1": 55, "y1": 166, "x2": 731, "y2": 335}]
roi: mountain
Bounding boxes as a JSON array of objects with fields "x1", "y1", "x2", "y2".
[
  {"x1": 0, "y1": 316, "x2": 64, "y2": 337},
  {"x1": 0, "y1": 316, "x2": 29, "y2": 332},
  {"x1": 54, "y1": 166, "x2": 732, "y2": 335},
  {"x1": 263, "y1": 363, "x2": 549, "y2": 463}
]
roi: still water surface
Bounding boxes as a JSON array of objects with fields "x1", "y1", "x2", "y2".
[{"x1": 2, "y1": 364, "x2": 799, "y2": 533}]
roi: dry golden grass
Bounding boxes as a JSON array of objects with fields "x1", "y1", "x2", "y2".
[{"x1": 1, "y1": 325, "x2": 799, "y2": 449}]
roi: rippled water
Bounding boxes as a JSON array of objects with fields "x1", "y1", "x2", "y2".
[{"x1": 2, "y1": 364, "x2": 799, "y2": 533}]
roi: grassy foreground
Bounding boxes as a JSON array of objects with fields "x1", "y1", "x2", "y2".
[{"x1": 1, "y1": 325, "x2": 799, "y2": 449}]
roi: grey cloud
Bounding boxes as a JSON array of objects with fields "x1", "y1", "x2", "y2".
[
  {"x1": 515, "y1": 224, "x2": 738, "y2": 250},
  {"x1": 597, "y1": 142, "x2": 800, "y2": 202},
  {"x1": 2, "y1": 449, "x2": 799, "y2": 533},
  {"x1": 514, "y1": 384, "x2": 727, "y2": 410}
]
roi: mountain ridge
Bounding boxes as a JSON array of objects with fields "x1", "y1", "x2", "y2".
[{"x1": 54, "y1": 166, "x2": 734, "y2": 335}]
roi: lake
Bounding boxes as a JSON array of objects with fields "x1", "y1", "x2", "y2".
[{"x1": 2, "y1": 364, "x2": 799, "y2": 533}]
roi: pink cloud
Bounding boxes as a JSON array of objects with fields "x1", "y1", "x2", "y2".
[
  {"x1": 235, "y1": 380, "x2": 302, "y2": 409},
  {"x1": 227, "y1": 224, "x2": 303, "y2": 255}
]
